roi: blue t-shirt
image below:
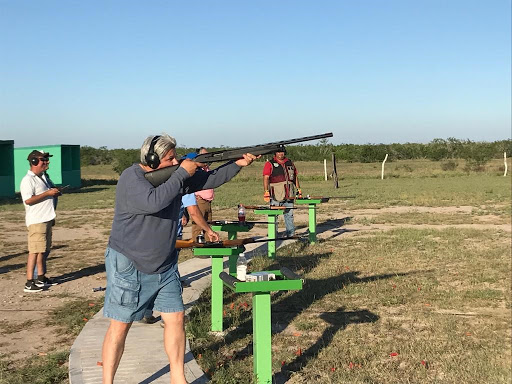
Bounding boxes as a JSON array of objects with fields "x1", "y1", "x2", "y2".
[{"x1": 177, "y1": 193, "x2": 197, "y2": 237}]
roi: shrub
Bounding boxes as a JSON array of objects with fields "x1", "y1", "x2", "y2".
[{"x1": 441, "y1": 160, "x2": 458, "y2": 171}]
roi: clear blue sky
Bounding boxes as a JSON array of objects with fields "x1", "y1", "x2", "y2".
[{"x1": 1, "y1": 0, "x2": 510, "y2": 149}]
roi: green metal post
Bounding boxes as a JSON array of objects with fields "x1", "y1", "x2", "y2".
[
  {"x1": 221, "y1": 270, "x2": 303, "y2": 383},
  {"x1": 308, "y1": 203, "x2": 317, "y2": 244},
  {"x1": 194, "y1": 246, "x2": 243, "y2": 331},
  {"x1": 210, "y1": 256, "x2": 224, "y2": 331},
  {"x1": 295, "y1": 198, "x2": 322, "y2": 244},
  {"x1": 227, "y1": 230, "x2": 238, "y2": 274},
  {"x1": 253, "y1": 210, "x2": 282, "y2": 259},
  {"x1": 253, "y1": 292, "x2": 272, "y2": 384},
  {"x1": 267, "y1": 215, "x2": 276, "y2": 259}
]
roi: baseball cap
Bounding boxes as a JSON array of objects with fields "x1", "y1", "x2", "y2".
[
  {"x1": 27, "y1": 149, "x2": 53, "y2": 162},
  {"x1": 181, "y1": 152, "x2": 197, "y2": 160}
]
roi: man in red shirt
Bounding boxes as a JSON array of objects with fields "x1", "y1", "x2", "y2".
[{"x1": 262, "y1": 148, "x2": 301, "y2": 236}]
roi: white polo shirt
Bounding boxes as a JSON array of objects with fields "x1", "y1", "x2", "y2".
[{"x1": 20, "y1": 170, "x2": 56, "y2": 227}]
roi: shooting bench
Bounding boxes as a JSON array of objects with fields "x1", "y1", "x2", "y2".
[
  {"x1": 193, "y1": 222, "x2": 252, "y2": 332},
  {"x1": 219, "y1": 267, "x2": 303, "y2": 384},
  {"x1": 252, "y1": 208, "x2": 284, "y2": 259},
  {"x1": 294, "y1": 197, "x2": 327, "y2": 244}
]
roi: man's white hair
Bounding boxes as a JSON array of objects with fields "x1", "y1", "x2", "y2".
[{"x1": 140, "y1": 133, "x2": 177, "y2": 165}]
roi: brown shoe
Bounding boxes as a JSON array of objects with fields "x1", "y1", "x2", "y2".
[{"x1": 139, "y1": 315, "x2": 159, "y2": 324}]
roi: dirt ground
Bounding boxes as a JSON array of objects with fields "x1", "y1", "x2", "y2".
[{"x1": 0, "y1": 205, "x2": 509, "y2": 365}]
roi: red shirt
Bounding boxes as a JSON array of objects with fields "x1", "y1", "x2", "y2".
[{"x1": 262, "y1": 156, "x2": 297, "y2": 177}]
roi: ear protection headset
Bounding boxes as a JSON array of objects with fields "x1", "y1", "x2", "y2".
[
  {"x1": 145, "y1": 135, "x2": 161, "y2": 169},
  {"x1": 30, "y1": 157, "x2": 49, "y2": 166}
]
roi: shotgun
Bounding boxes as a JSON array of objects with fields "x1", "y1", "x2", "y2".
[
  {"x1": 208, "y1": 220, "x2": 270, "y2": 225},
  {"x1": 144, "y1": 132, "x2": 333, "y2": 187},
  {"x1": 243, "y1": 205, "x2": 311, "y2": 210},
  {"x1": 301, "y1": 196, "x2": 356, "y2": 200},
  {"x1": 175, "y1": 235, "x2": 301, "y2": 249}
]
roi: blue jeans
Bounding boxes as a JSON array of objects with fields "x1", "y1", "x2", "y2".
[
  {"x1": 103, "y1": 247, "x2": 184, "y2": 323},
  {"x1": 270, "y1": 199, "x2": 295, "y2": 236}
]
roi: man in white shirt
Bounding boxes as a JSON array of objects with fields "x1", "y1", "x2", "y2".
[{"x1": 20, "y1": 150, "x2": 61, "y2": 292}]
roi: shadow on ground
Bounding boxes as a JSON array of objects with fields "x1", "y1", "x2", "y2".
[
  {"x1": 191, "y1": 239, "x2": 412, "y2": 381},
  {"x1": 53, "y1": 263, "x2": 105, "y2": 284}
]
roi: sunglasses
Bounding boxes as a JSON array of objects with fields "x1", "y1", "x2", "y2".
[{"x1": 37, "y1": 158, "x2": 50, "y2": 162}]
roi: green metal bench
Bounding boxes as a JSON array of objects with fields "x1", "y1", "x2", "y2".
[
  {"x1": 252, "y1": 209, "x2": 284, "y2": 259},
  {"x1": 193, "y1": 222, "x2": 252, "y2": 332},
  {"x1": 294, "y1": 197, "x2": 327, "y2": 244},
  {"x1": 219, "y1": 267, "x2": 303, "y2": 384}
]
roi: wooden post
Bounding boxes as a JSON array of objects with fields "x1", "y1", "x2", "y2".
[
  {"x1": 332, "y1": 153, "x2": 338, "y2": 188},
  {"x1": 381, "y1": 154, "x2": 388, "y2": 180},
  {"x1": 324, "y1": 159, "x2": 327, "y2": 181},
  {"x1": 504, "y1": 152, "x2": 508, "y2": 177}
]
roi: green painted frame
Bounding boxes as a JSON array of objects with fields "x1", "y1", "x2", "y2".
[
  {"x1": 253, "y1": 209, "x2": 283, "y2": 259},
  {"x1": 294, "y1": 198, "x2": 323, "y2": 244},
  {"x1": 222, "y1": 270, "x2": 303, "y2": 383}
]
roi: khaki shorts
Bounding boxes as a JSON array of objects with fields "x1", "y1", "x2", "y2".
[{"x1": 28, "y1": 221, "x2": 53, "y2": 254}]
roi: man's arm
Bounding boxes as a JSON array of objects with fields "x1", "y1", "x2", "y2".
[
  {"x1": 263, "y1": 175, "x2": 270, "y2": 191},
  {"x1": 24, "y1": 189, "x2": 60, "y2": 206},
  {"x1": 262, "y1": 161, "x2": 272, "y2": 201},
  {"x1": 186, "y1": 205, "x2": 219, "y2": 242}
]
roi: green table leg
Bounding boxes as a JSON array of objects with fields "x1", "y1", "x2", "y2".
[
  {"x1": 211, "y1": 256, "x2": 224, "y2": 332},
  {"x1": 253, "y1": 292, "x2": 272, "y2": 384},
  {"x1": 308, "y1": 203, "x2": 317, "y2": 244},
  {"x1": 267, "y1": 215, "x2": 277, "y2": 259},
  {"x1": 254, "y1": 210, "x2": 282, "y2": 259},
  {"x1": 228, "y1": 231, "x2": 238, "y2": 274}
]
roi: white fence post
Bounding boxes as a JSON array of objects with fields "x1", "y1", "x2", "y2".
[
  {"x1": 504, "y1": 152, "x2": 508, "y2": 177},
  {"x1": 324, "y1": 159, "x2": 328, "y2": 181},
  {"x1": 381, "y1": 154, "x2": 388, "y2": 180}
]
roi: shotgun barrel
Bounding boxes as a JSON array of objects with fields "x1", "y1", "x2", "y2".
[{"x1": 144, "y1": 132, "x2": 333, "y2": 187}]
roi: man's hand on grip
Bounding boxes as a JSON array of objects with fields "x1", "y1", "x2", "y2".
[
  {"x1": 263, "y1": 190, "x2": 271, "y2": 202},
  {"x1": 235, "y1": 153, "x2": 260, "y2": 167},
  {"x1": 180, "y1": 159, "x2": 204, "y2": 176}
]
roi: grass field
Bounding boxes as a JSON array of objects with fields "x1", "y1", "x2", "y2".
[
  {"x1": 0, "y1": 158, "x2": 510, "y2": 383},
  {"x1": 188, "y1": 228, "x2": 511, "y2": 383}
]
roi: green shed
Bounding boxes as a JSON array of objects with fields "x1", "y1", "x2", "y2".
[
  {"x1": 14, "y1": 145, "x2": 81, "y2": 192},
  {"x1": 0, "y1": 140, "x2": 15, "y2": 197}
]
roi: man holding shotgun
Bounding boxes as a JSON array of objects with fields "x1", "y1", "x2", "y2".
[{"x1": 101, "y1": 133, "x2": 258, "y2": 384}]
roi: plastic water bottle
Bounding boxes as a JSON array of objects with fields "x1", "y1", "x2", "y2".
[
  {"x1": 236, "y1": 253, "x2": 247, "y2": 281},
  {"x1": 238, "y1": 204, "x2": 246, "y2": 225}
]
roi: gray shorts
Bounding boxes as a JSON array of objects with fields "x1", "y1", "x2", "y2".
[{"x1": 103, "y1": 247, "x2": 184, "y2": 323}]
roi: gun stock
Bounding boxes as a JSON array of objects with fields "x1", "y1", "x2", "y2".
[{"x1": 145, "y1": 132, "x2": 333, "y2": 187}]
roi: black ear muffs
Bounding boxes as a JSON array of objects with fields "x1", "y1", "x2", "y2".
[
  {"x1": 145, "y1": 135, "x2": 161, "y2": 169},
  {"x1": 30, "y1": 157, "x2": 39, "y2": 166}
]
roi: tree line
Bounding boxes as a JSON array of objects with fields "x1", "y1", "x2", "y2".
[{"x1": 81, "y1": 138, "x2": 512, "y2": 175}]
